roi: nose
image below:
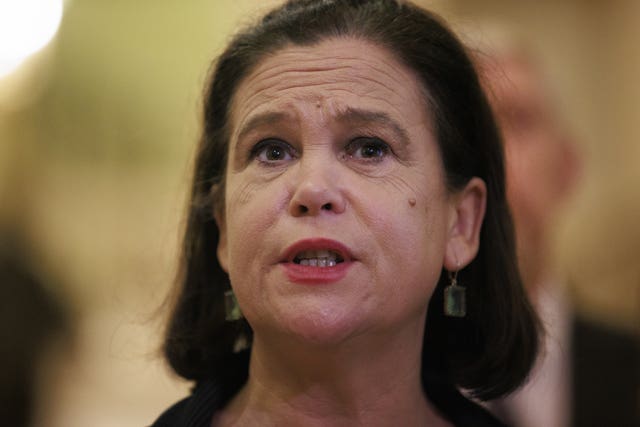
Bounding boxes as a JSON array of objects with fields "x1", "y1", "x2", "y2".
[{"x1": 288, "y1": 158, "x2": 346, "y2": 217}]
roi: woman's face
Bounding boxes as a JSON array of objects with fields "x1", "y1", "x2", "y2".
[{"x1": 216, "y1": 38, "x2": 462, "y2": 345}]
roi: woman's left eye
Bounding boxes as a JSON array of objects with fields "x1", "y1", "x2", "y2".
[
  {"x1": 250, "y1": 139, "x2": 296, "y2": 164},
  {"x1": 345, "y1": 137, "x2": 391, "y2": 161}
]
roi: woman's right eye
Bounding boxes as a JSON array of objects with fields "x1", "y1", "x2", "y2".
[{"x1": 250, "y1": 139, "x2": 296, "y2": 164}]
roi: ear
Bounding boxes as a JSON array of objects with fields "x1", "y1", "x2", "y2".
[
  {"x1": 214, "y1": 202, "x2": 229, "y2": 273},
  {"x1": 444, "y1": 177, "x2": 487, "y2": 271}
]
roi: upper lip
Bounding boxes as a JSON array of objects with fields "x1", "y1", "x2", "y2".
[{"x1": 281, "y1": 238, "x2": 354, "y2": 263}]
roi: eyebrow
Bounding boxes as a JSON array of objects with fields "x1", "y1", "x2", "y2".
[
  {"x1": 336, "y1": 107, "x2": 411, "y2": 148},
  {"x1": 235, "y1": 111, "x2": 292, "y2": 143},
  {"x1": 234, "y1": 107, "x2": 412, "y2": 148}
]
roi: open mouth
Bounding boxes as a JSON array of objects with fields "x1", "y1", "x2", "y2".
[{"x1": 293, "y1": 250, "x2": 344, "y2": 267}]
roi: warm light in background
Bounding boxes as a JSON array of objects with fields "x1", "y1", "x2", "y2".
[{"x1": 0, "y1": 0, "x2": 64, "y2": 78}]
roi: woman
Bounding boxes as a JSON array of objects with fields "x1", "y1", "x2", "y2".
[{"x1": 153, "y1": 1, "x2": 539, "y2": 426}]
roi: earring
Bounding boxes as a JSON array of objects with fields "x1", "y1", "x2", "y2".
[
  {"x1": 444, "y1": 270, "x2": 466, "y2": 317},
  {"x1": 224, "y1": 289, "x2": 243, "y2": 321}
]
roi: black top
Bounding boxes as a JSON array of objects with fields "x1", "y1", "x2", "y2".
[
  {"x1": 150, "y1": 350, "x2": 507, "y2": 427},
  {"x1": 571, "y1": 317, "x2": 639, "y2": 427}
]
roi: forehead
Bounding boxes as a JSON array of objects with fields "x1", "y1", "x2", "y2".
[{"x1": 228, "y1": 37, "x2": 431, "y2": 136}]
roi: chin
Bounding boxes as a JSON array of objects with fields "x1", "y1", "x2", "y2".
[{"x1": 267, "y1": 303, "x2": 369, "y2": 348}]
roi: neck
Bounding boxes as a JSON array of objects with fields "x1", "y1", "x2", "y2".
[
  {"x1": 217, "y1": 318, "x2": 450, "y2": 427},
  {"x1": 516, "y1": 227, "x2": 557, "y2": 298}
]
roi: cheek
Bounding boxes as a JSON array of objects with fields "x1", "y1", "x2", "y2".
[
  {"x1": 380, "y1": 213, "x2": 446, "y2": 317},
  {"x1": 367, "y1": 188, "x2": 448, "y2": 274},
  {"x1": 224, "y1": 177, "x2": 287, "y2": 267},
  {"x1": 226, "y1": 179, "x2": 268, "y2": 229},
  {"x1": 362, "y1": 167, "x2": 447, "y2": 241}
]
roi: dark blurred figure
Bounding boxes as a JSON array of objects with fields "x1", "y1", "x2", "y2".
[
  {"x1": 0, "y1": 231, "x2": 70, "y2": 427},
  {"x1": 477, "y1": 45, "x2": 639, "y2": 427}
]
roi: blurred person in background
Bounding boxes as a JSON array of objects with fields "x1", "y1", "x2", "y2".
[
  {"x1": 0, "y1": 230, "x2": 71, "y2": 427},
  {"x1": 476, "y1": 40, "x2": 640, "y2": 427}
]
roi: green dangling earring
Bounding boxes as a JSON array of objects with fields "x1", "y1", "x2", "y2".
[
  {"x1": 224, "y1": 289, "x2": 243, "y2": 321},
  {"x1": 444, "y1": 270, "x2": 466, "y2": 317}
]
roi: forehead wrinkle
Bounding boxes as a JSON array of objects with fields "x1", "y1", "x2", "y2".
[
  {"x1": 231, "y1": 39, "x2": 433, "y2": 144},
  {"x1": 236, "y1": 71, "x2": 415, "y2": 123},
  {"x1": 240, "y1": 52, "x2": 358, "y2": 91},
  {"x1": 241, "y1": 46, "x2": 417, "y2": 100},
  {"x1": 265, "y1": 39, "x2": 413, "y2": 77}
]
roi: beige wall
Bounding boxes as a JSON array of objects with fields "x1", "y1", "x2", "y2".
[{"x1": 0, "y1": 1, "x2": 637, "y2": 425}]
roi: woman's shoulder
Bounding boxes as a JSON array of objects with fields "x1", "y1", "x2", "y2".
[
  {"x1": 149, "y1": 381, "x2": 221, "y2": 427},
  {"x1": 150, "y1": 397, "x2": 189, "y2": 427},
  {"x1": 426, "y1": 383, "x2": 509, "y2": 427},
  {"x1": 443, "y1": 395, "x2": 509, "y2": 427},
  {"x1": 151, "y1": 350, "x2": 251, "y2": 426}
]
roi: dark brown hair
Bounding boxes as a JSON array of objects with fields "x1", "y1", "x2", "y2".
[{"x1": 164, "y1": 0, "x2": 539, "y2": 401}]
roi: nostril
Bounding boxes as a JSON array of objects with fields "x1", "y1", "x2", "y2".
[{"x1": 292, "y1": 202, "x2": 336, "y2": 216}]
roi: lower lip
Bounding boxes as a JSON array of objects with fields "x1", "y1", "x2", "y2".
[{"x1": 281, "y1": 261, "x2": 352, "y2": 285}]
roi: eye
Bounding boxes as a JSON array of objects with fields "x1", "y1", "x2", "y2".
[
  {"x1": 250, "y1": 139, "x2": 296, "y2": 164},
  {"x1": 345, "y1": 137, "x2": 390, "y2": 161}
]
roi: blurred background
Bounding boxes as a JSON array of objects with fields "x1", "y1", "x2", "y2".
[{"x1": 0, "y1": 0, "x2": 637, "y2": 426}]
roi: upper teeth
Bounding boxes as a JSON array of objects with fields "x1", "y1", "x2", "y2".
[{"x1": 294, "y1": 250, "x2": 343, "y2": 267}]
